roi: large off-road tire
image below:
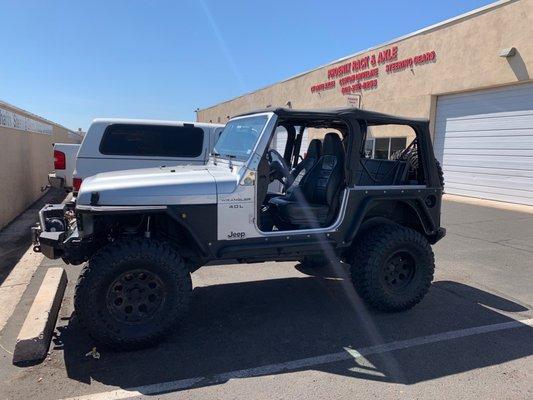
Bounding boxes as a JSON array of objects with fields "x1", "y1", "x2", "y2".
[
  {"x1": 74, "y1": 238, "x2": 192, "y2": 349},
  {"x1": 350, "y1": 224, "x2": 434, "y2": 312}
]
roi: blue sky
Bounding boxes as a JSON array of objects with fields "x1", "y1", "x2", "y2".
[{"x1": 0, "y1": 0, "x2": 493, "y2": 131}]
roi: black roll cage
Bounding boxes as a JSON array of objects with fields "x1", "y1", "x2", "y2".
[{"x1": 238, "y1": 107, "x2": 442, "y2": 189}]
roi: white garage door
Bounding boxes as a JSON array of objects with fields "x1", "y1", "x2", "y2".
[{"x1": 435, "y1": 82, "x2": 533, "y2": 205}]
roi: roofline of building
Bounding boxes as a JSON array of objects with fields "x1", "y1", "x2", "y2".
[
  {"x1": 198, "y1": 0, "x2": 514, "y2": 113},
  {"x1": 0, "y1": 99, "x2": 76, "y2": 133}
]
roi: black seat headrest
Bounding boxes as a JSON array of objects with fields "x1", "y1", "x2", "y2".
[
  {"x1": 323, "y1": 132, "x2": 344, "y2": 156},
  {"x1": 306, "y1": 139, "x2": 322, "y2": 159}
]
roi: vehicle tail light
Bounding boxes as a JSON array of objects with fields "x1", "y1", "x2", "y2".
[
  {"x1": 73, "y1": 178, "x2": 82, "y2": 192},
  {"x1": 54, "y1": 150, "x2": 66, "y2": 170}
]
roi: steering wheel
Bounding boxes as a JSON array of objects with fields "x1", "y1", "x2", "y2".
[{"x1": 267, "y1": 149, "x2": 291, "y2": 187}]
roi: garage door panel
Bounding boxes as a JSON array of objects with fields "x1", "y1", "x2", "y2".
[
  {"x1": 435, "y1": 82, "x2": 533, "y2": 205},
  {"x1": 436, "y1": 110, "x2": 533, "y2": 124},
  {"x1": 436, "y1": 114, "x2": 533, "y2": 132},
  {"x1": 443, "y1": 148, "x2": 533, "y2": 157},
  {"x1": 445, "y1": 172, "x2": 533, "y2": 191},
  {"x1": 446, "y1": 182, "x2": 533, "y2": 200},
  {"x1": 440, "y1": 128, "x2": 533, "y2": 138},
  {"x1": 436, "y1": 84, "x2": 533, "y2": 115},
  {"x1": 435, "y1": 107, "x2": 533, "y2": 123},
  {"x1": 442, "y1": 135, "x2": 533, "y2": 149},
  {"x1": 443, "y1": 154, "x2": 533, "y2": 171},
  {"x1": 444, "y1": 165, "x2": 533, "y2": 178}
]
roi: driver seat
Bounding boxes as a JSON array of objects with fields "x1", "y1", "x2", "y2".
[
  {"x1": 287, "y1": 138, "x2": 322, "y2": 190},
  {"x1": 269, "y1": 132, "x2": 345, "y2": 228}
]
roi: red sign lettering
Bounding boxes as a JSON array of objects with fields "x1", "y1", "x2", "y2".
[
  {"x1": 413, "y1": 51, "x2": 436, "y2": 65},
  {"x1": 339, "y1": 68, "x2": 379, "y2": 87},
  {"x1": 311, "y1": 47, "x2": 436, "y2": 95},
  {"x1": 378, "y1": 46, "x2": 398, "y2": 64},
  {"x1": 310, "y1": 80, "x2": 336, "y2": 93},
  {"x1": 351, "y1": 56, "x2": 370, "y2": 71},
  {"x1": 327, "y1": 62, "x2": 352, "y2": 80}
]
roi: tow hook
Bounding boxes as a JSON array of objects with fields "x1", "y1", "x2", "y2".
[{"x1": 31, "y1": 224, "x2": 42, "y2": 253}]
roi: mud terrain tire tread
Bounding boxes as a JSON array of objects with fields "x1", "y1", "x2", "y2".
[
  {"x1": 74, "y1": 238, "x2": 192, "y2": 349},
  {"x1": 436, "y1": 160, "x2": 445, "y2": 188},
  {"x1": 351, "y1": 224, "x2": 434, "y2": 312}
]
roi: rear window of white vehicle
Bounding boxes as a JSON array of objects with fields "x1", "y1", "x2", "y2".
[{"x1": 99, "y1": 124, "x2": 204, "y2": 157}]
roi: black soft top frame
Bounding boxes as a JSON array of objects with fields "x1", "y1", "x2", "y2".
[
  {"x1": 237, "y1": 107, "x2": 440, "y2": 188},
  {"x1": 236, "y1": 107, "x2": 428, "y2": 129}
]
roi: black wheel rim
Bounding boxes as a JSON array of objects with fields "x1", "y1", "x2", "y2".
[
  {"x1": 381, "y1": 251, "x2": 416, "y2": 293},
  {"x1": 106, "y1": 269, "x2": 166, "y2": 324}
]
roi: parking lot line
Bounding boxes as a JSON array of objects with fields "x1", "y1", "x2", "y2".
[
  {"x1": 0, "y1": 246, "x2": 43, "y2": 332},
  {"x1": 63, "y1": 317, "x2": 533, "y2": 400}
]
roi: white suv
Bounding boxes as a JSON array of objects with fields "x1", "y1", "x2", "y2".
[{"x1": 72, "y1": 119, "x2": 224, "y2": 191}]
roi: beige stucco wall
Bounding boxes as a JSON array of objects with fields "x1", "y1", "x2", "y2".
[
  {"x1": 0, "y1": 102, "x2": 81, "y2": 229},
  {"x1": 198, "y1": 0, "x2": 532, "y2": 142}
]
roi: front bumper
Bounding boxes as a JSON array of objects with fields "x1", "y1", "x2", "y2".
[
  {"x1": 32, "y1": 226, "x2": 64, "y2": 259},
  {"x1": 32, "y1": 203, "x2": 79, "y2": 260}
]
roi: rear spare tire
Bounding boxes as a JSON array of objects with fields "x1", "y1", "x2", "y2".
[
  {"x1": 351, "y1": 224, "x2": 434, "y2": 311},
  {"x1": 74, "y1": 238, "x2": 192, "y2": 349}
]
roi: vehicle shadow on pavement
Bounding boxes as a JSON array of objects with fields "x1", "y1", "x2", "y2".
[{"x1": 54, "y1": 272, "x2": 533, "y2": 392}]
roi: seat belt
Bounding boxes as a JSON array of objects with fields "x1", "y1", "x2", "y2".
[{"x1": 292, "y1": 126, "x2": 305, "y2": 169}]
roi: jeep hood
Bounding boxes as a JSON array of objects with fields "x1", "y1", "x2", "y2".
[{"x1": 76, "y1": 163, "x2": 239, "y2": 206}]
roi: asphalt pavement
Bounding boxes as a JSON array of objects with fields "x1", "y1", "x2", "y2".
[{"x1": 0, "y1": 198, "x2": 531, "y2": 400}]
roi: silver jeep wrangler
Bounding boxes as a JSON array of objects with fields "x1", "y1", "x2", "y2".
[{"x1": 33, "y1": 107, "x2": 445, "y2": 349}]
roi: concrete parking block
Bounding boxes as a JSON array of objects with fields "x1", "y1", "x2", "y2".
[{"x1": 12, "y1": 267, "x2": 67, "y2": 364}]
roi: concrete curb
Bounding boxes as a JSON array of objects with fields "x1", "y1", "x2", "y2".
[{"x1": 12, "y1": 267, "x2": 67, "y2": 365}]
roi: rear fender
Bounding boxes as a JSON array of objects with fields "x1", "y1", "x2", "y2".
[{"x1": 346, "y1": 197, "x2": 439, "y2": 245}]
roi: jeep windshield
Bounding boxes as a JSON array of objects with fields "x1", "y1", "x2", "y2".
[{"x1": 213, "y1": 115, "x2": 268, "y2": 161}]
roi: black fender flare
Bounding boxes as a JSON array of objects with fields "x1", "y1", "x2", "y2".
[
  {"x1": 164, "y1": 208, "x2": 212, "y2": 256},
  {"x1": 344, "y1": 196, "x2": 437, "y2": 245}
]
